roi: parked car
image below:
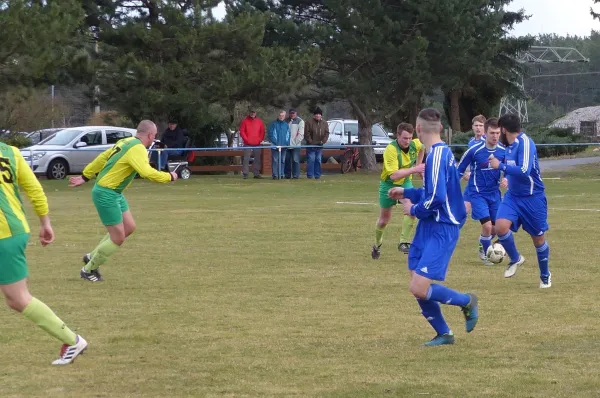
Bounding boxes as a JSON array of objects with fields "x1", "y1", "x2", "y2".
[
  {"x1": 326, "y1": 119, "x2": 393, "y2": 159},
  {"x1": 21, "y1": 126, "x2": 137, "y2": 179}
]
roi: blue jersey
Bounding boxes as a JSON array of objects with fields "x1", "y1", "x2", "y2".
[
  {"x1": 457, "y1": 141, "x2": 506, "y2": 195},
  {"x1": 468, "y1": 136, "x2": 485, "y2": 148},
  {"x1": 404, "y1": 143, "x2": 466, "y2": 226},
  {"x1": 499, "y1": 133, "x2": 544, "y2": 196}
]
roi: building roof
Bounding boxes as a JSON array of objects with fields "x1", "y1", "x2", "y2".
[{"x1": 550, "y1": 105, "x2": 600, "y2": 128}]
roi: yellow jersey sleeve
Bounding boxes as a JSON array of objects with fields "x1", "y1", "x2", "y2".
[
  {"x1": 413, "y1": 138, "x2": 423, "y2": 154},
  {"x1": 15, "y1": 147, "x2": 48, "y2": 217},
  {"x1": 124, "y1": 144, "x2": 172, "y2": 183},
  {"x1": 83, "y1": 147, "x2": 113, "y2": 180},
  {"x1": 380, "y1": 144, "x2": 399, "y2": 182}
]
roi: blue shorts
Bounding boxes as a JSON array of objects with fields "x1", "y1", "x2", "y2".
[
  {"x1": 496, "y1": 191, "x2": 549, "y2": 236},
  {"x1": 463, "y1": 186, "x2": 471, "y2": 203},
  {"x1": 408, "y1": 220, "x2": 460, "y2": 282},
  {"x1": 470, "y1": 190, "x2": 501, "y2": 222}
]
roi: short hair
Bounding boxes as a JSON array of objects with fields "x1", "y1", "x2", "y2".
[
  {"x1": 498, "y1": 114, "x2": 521, "y2": 134},
  {"x1": 396, "y1": 122, "x2": 414, "y2": 136},
  {"x1": 484, "y1": 117, "x2": 499, "y2": 133},
  {"x1": 136, "y1": 120, "x2": 157, "y2": 135},
  {"x1": 472, "y1": 114, "x2": 486, "y2": 125},
  {"x1": 416, "y1": 108, "x2": 441, "y2": 134}
]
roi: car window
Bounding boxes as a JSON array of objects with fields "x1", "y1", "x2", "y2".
[
  {"x1": 346, "y1": 123, "x2": 359, "y2": 137},
  {"x1": 80, "y1": 131, "x2": 103, "y2": 146},
  {"x1": 106, "y1": 130, "x2": 133, "y2": 144},
  {"x1": 330, "y1": 122, "x2": 342, "y2": 135},
  {"x1": 372, "y1": 124, "x2": 389, "y2": 137},
  {"x1": 43, "y1": 130, "x2": 83, "y2": 145}
]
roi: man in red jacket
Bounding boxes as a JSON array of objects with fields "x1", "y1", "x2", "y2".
[{"x1": 240, "y1": 109, "x2": 266, "y2": 179}]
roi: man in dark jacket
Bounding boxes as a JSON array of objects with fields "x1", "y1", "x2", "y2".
[
  {"x1": 304, "y1": 107, "x2": 329, "y2": 179},
  {"x1": 151, "y1": 120, "x2": 186, "y2": 171}
]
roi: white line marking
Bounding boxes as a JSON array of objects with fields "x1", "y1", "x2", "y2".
[
  {"x1": 336, "y1": 201, "x2": 376, "y2": 205},
  {"x1": 549, "y1": 208, "x2": 600, "y2": 212},
  {"x1": 544, "y1": 177, "x2": 561, "y2": 180}
]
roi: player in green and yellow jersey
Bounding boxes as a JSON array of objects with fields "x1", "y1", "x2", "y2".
[
  {"x1": 372, "y1": 123, "x2": 425, "y2": 259},
  {"x1": 0, "y1": 141, "x2": 87, "y2": 365},
  {"x1": 69, "y1": 120, "x2": 178, "y2": 282}
]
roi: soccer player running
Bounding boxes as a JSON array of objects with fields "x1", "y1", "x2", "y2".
[
  {"x1": 388, "y1": 108, "x2": 478, "y2": 346},
  {"x1": 372, "y1": 123, "x2": 425, "y2": 259},
  {"x1": 489, "y1": 114, "x2": 551, "y2": 288},
  {"x1": 462, "y1": 115, "x2": 487, "y2": 216},
  {"x1": 0, "y1": 141, "x2": 87, "y2": 364},
  {"x1": 69, "y1": 120, "x2": 178, "y2": 282},
  {"x1": 457, "y1": 118, "x2": 508, "y2": 265}
]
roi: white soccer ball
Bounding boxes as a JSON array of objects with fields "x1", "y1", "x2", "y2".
[{"x1": 486, "y1": 243, "x2": 506, "y2": 264}]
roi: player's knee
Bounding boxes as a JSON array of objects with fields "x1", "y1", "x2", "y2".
[
  {"x1": 4, "y1": 292, "x2": 30, "y2": 313},
  {"x1": 480, "y1": 220, "x2": 493, "y2": 235},
  {"x1": 495, "y1": 220, "x2": 510, "y2": 235},
  {"x1": 409, "y1": 282, "x2": 428, "y2": 299},
  {"x1": 532, "y1": 235, "x2": 545, "y2": 246},
  {"x1": 125, "y1": 222, "x2": 136, "y2": 237},
  {"x1": 109, "y1": 232, "x2": 126, "y2": 246}
]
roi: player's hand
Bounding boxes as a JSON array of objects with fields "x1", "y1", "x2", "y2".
[
  {"x1": 388, "y1": 187, "x2": 404, "y2": 200},
  {"x1": 69, "y1": 176, "x2": 86, "y2": 187},
  {"x1": 39, "y1": 220, "x2": 54, "y2": 247},
  {"x1": 401, "y1": 199, "x2": 413, "y2": 216},
  {"x1": 170, "y1": 171, "x2": 178, "y2": 181},
  {"x1": 413, "y1": 163, "x2": 425, "y2": 175},
  {"x1": 500, "y1": 178, "x2": 508, "y2": 189},
  {"x1": 489, "y1": 155, "x2": 500, "y2": 169},
  {"x1": 462, "y1": 171, "x2": 471, "y2": 181}
]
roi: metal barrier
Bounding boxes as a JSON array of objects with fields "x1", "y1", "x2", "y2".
[{"x1": 22, "y1": 142, "x2": 600, "y2": 179}]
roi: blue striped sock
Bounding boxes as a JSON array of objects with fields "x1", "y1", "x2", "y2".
[
  {"x1": 536, "y1": 241, "x2": 550, "y2": 277},
  {"x1": 498, "y1": 230, "x2": 520, "y2": 262},
  {"x1": 426, "y1": 284, "x2": 470, "y2": 307},
  {"x1": 417, "y1": 299, "x2": 450, "y2": 336},
  {"x1": 480, "y1": 234, "x2": 492, "y2": 255}
]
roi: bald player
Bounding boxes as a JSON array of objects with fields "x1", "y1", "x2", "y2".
[
  {"x1": 0, "y1": 140, "x2": 87, "y2": 365},
  {"x1": 69, "y1": 120, "x2": 178, "y2": 282}
]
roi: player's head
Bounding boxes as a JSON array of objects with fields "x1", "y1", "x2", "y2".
[
  {"x1": 395, "y1": 122, "x2": 414, "y2": 149},
  {"x1": 136, "y1": 120, "x2": 158, "y2": 147},
  {"x1": 472, "y1": 115, "x2": 486, "y2": 138},
  {"x1": 416, "y1": 108, "x2": 442, "y2": 145},
  {"x1": 498, "y1": 113, "x2": 521, "y2": 145},
  {"x1": 484, "y1": 117, "x2": 500, "y2": 147}
]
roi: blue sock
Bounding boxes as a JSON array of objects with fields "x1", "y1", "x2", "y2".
[
  {"x1": 426, "y1": 284, "x2": 470, "y2": 307},
  {"x1": 498, "y1": 230, "x2": 520, "y2": 262},
  {"x1": 480, "y1": 234, "x2": 492, "y2": 254},
  {"x1": 535, "y1": 241, "x2": 550, "y2": 277},
  {"x1": 417, "y1": 298, "x2": 450, "y2": 335}
]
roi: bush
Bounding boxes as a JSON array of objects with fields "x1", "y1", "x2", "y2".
[{"x1": 0, "y1": 134, "x2": 32, "y2": 148}]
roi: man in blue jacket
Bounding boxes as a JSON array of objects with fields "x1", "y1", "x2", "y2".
[{"x1": 268, "y1": 110, "x2": 291, "y2": 179}]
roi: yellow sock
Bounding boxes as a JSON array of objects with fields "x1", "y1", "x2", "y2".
[
  {"x1": 375, "y1": 225, "x2": 386, "y2": 246},
  {"x1": 23, "y1": 297, "x2": 77, "y2": 346}
]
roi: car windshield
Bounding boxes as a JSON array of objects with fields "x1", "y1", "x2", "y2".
[
  {"x1": 40, "y1": 130, "x2": 84, "y2": 145},
  {"x1": 372, "y1": 124, "x2": 389, "y2": 137}
]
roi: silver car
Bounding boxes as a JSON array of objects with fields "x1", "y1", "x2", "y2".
[
  {"x1": 326, "y1": 119, "x2": 393, "y2": 159},
  {"x1": 21, "y1": 126, "x2": 137, "y2": 179}
]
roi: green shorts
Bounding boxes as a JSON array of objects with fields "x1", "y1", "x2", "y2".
[
  {"x1": 92, "y1": 185, "x2": 130, "y2": 226},
  {"x1": 0, "y1": 233, "x2": 30, "y2": 285},
  {"x1": 379, "y1": 179, "x2": 414, "y2": 208}
]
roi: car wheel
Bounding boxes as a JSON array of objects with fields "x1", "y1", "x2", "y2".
[{"x1": 47, "y1": 159, "x2": 68, "y2": 180}]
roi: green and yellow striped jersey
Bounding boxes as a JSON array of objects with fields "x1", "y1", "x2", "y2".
[
  {"x1": 0, "y1": 142, "x2": 49, "y2": 240},
  {"x1": 83, "y1": 137, "x2": 172, "y2": 192}
]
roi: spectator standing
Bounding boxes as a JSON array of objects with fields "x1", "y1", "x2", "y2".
[
  {"x1": 304, "y1": 107, "x2": 329, "y2": 179},
  {"x1": 285, "y1": 109, "x2": 305, "y2": 179},
  {"x1": 240, "y1": 109, "x2": 265, "y2": 179},
  {"x1": 268, "y1": 110, "x2": 291, "y2": 179}
]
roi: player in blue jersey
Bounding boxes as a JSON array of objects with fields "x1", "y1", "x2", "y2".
[
  {"x1": 457, "y1": 118, "x2": 508, "y2": 265},
  {"x1": 388, "y1": 108, "x2": 478, "y2": 346},
  {"x1": 489, "y1": 114, "x2": 551, "y2": 288},
  {"x1": 463, "y1": 115, "x2": 486, "y2": 219}
]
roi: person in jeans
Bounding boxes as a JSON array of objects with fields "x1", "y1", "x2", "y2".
[
  {"x1": 284, "y1": 109, "x2": 305, "y2": 179},
  {"x1": 268, "y1": 110, "x2": 291, "y2": 179},
  {"x1": 239, "y1": 109, "x2": 265, "y2": 179},
  {"x1": 304, "y1": 107, "x2": 329, "y2": 179}
]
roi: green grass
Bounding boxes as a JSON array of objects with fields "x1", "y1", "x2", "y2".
[{"x1": 2, "y1": 168, "x2": 600, "y2": 397}]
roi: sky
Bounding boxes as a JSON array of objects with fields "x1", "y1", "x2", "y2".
[{"x1": 213, "y1": 0, "x2": 598, "y2": 38}]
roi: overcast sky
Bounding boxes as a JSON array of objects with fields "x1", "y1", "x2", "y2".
[{"x1": 212, "y1": 0, "x2": 599, "y2": 38}]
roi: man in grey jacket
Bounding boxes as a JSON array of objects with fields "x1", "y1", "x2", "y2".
[{"x1": 284, "y1": 109, "x2": 305, "y2": 179}]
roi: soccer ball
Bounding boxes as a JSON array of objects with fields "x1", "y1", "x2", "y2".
[{"x1": 486, "y1": 243, "x2": 506, "y2": 264}]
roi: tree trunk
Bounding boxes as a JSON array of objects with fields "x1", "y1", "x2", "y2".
[
  {"x1": 449, "y1": 89, "x2": 462, "y2": 132},
  {"x1": 349, "y1": 99, "x2": 377, "y2": 171}
]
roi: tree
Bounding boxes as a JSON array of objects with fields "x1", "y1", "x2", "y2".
[{"x1": 0, "y1": 0, "x2": 85, "y2": 90}]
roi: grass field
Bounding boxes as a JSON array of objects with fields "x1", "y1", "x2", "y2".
[{"x1": 2, "y1": 165, "x2": 600, "y2": 397}]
